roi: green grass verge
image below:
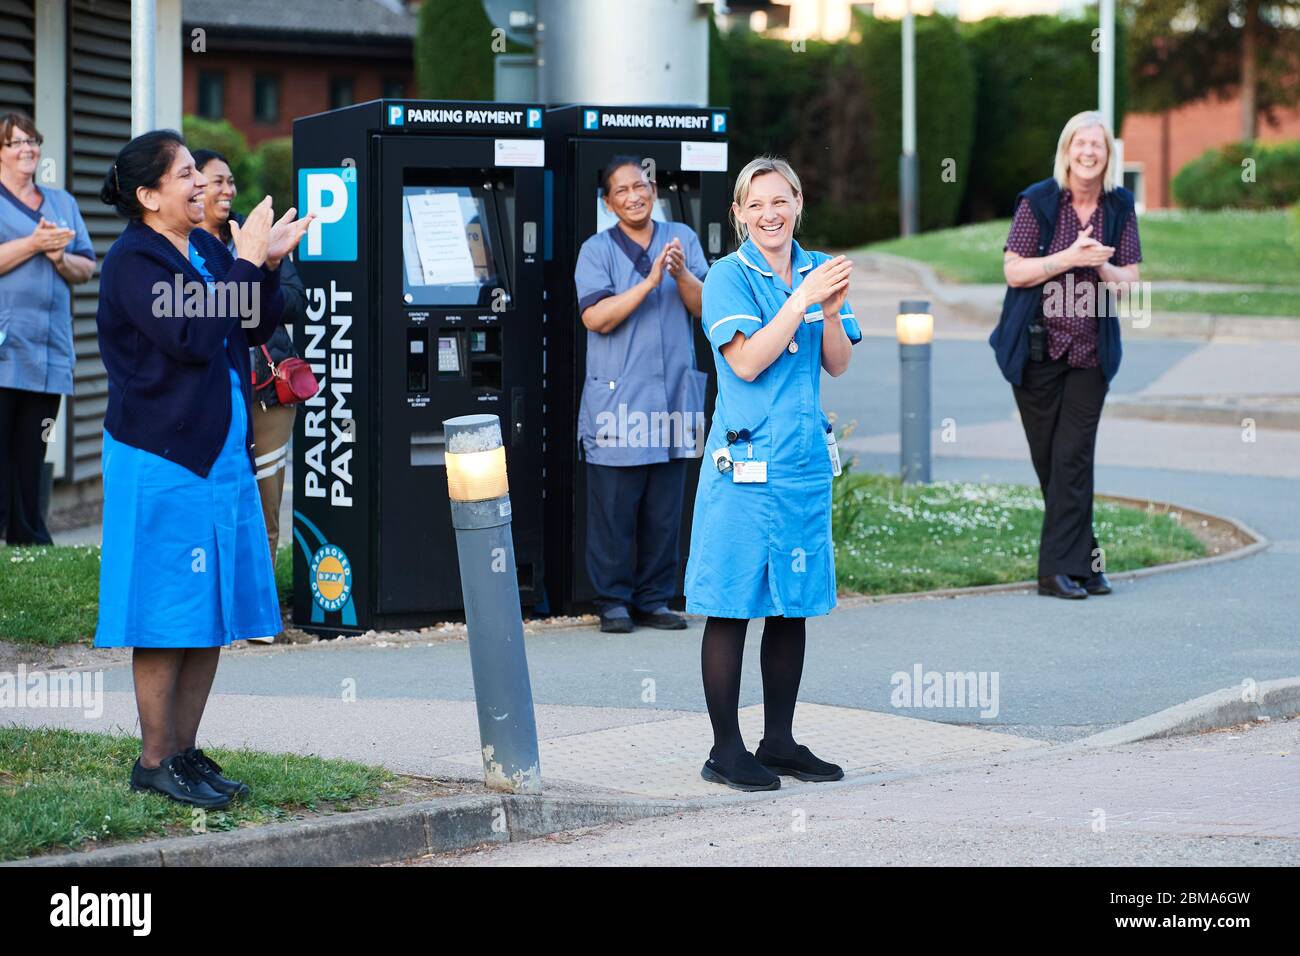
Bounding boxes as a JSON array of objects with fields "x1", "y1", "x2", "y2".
[
  {"x1": 4, "y1": 488, "x2": 1209, "y2": 646},
  {"x1": 0, "y1": 726, "x2": 392, "y2": 861},
  {"x1": 1155, "y1": 289, "x2": 1299, "y2": 317},
  {"x1": 862, "y1": 208, "x2": 1300, "y2": 298},
  {"x1": 832, "y1": 472, "x2": 1205, "y2": 595},
  {"x1": 0, "y1": 545, "x2": 102, "y2": 646},
  {"x1": 0, "y1": 545, "x2": 293, "y2": 647}
]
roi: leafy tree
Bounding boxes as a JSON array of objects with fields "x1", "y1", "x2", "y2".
[{"x1": 1127, "y1": 0, "x2": 1300, "y2": 141}]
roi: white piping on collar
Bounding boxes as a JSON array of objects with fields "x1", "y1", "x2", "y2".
[
  {"x1": 735, "y1": 249, "x2": 772, "y2": 277},
  {"x1": 736, "y1": 242, "x2": 815, "y2": 278}
]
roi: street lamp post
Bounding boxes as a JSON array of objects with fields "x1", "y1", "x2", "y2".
[
  {"x1": 130, "y1": 0, "x2": 156, "y2": 136},
  {"x1": 443, "y1": 414, "x2": 542, "y2": 795},
  {"x1": 1098, "y1": 0, "x2": 1124, "y2": 180},
  {"x1": 897, "y1": 299, "x2": 933, "y2": 485},
  {"x1": 899, "y1": 1, "x2": 918, "y2": 237}
]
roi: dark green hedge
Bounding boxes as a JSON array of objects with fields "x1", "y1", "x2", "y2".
[
  {"x1": 1173, "y1": 141, "x2": 1300, "y2": 210},
  {"x1": 415, "y1": 0, "x2": 529, "y2": 100},
  {"x1": 850, "y1": 14, "x2": 975, "y2": 240},
  {"x1": 718, "y1": 15, "x2": 975, "y2": 247},
  {"x1": 961, "y1": 14, "x2": 1128, "y2": 220}
]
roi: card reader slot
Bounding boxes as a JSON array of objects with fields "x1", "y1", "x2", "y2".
[
  {"x1": 407, "y1": 327, "x2": 429, "y2": 392},
  {"x1": 410, "y1": 430, "x2": 445, "y2": 467}
]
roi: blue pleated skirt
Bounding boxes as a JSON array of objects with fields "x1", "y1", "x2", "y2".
[{"x1": 94, "y1": 366, "x2": 282, "y2": 647}]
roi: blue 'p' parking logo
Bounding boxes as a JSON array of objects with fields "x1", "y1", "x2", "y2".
[
  {"x1": 298, "y1": 167, "x2": 357, "y2": 261},
  {"x1": 712, "y1": 112, "x2": 727, "y2": 133},
  {"x1": 584, "y1": 109, "x2": 599, "y2": 130},
  {"x1": 527, "y1": 108, "x2": 542, "y2": 128},
  {"x1": 388, "y1": 104, "x2": 405, "y2": 126}
]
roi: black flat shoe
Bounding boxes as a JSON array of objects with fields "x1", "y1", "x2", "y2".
[
  {"x1": 700, "y1": 751, "x2": 780, "y2": 792},
  {"x1": 183, "y1": 746, "x2": 250, "y2": 799},
  {"x1": 131, "y1": 754, "x2": 231, "y2": 809},
  {"x1": 755, "y1": 740, "x2": 844, "y2": 782},
  {"x1": 1076, "y1": 571, "x2": 1112, "y2": 595},
  {"x1": 631, "y1": 608, "x2": 687, "y2": 630},
  {"x1": 1037, "y1": 574, "x2": 1088, "y2": 599},
  {"x1": 599, "y1": 611, "x2": 635, "y2": 634}
]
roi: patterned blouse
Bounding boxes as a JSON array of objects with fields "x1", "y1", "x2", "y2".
[{"x1": 1004, "y1": 190, "x2": 1142, "y2": 368}]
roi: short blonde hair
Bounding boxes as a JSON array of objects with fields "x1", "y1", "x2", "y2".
[
  {"x1": 1053, "y1": 111, "x2": 1119, "y2": 192},
  {"x1": 730, "y1": 155, "x2": 803, "y2": 244}
]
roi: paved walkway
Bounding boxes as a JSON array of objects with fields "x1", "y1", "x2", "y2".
[{"x1": 416, "y1": 718, "x2": 1300, "y2": 866}]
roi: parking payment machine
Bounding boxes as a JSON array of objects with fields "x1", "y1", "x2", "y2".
[
  {"x1": 543, "y1": 104, "x2": 731, "y2": 613},
  {"x1": 292, "y1": 100, "x2": 548, "y2": 635}
]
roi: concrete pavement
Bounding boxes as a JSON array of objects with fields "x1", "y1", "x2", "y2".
[{"x1": 414, "y1": 717, "x2": 1299, "y2": 866}]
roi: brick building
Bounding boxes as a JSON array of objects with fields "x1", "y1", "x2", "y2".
[
  {"x1": 181, "y1": 0, "x2": 418, "y2": 147},
  {"x1": 1121, "y1": 97, "x2": 1300, "y2": 210}
]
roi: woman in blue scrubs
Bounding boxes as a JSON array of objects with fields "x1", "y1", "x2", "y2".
[
  {"x1": 685, "y1": 156, "x2": 861, "y2": 791},
  {"x1": 0, "y1": 112, "x2": 96, "y2": 544}
]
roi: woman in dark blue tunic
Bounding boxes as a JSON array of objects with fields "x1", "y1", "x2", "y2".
[{"x1": 94, "y1": 131, "x2": 311, "y2": 807}]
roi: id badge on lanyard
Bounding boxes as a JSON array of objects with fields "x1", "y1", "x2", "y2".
[{"x1": 731, "y1": 440, "x2": 767, "y2": 483}]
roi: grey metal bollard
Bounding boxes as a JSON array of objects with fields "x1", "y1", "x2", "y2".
[
  {"x1": 898, "y1": 299, "x2": 932, "y2": 485},
  {"x1": 443, "y1": 414, "x2": 542, "y2": 794}
]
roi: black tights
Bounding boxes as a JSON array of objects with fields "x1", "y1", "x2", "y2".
[{"x1": 700, "y1": 615, "x2": 806, "y2": 763}]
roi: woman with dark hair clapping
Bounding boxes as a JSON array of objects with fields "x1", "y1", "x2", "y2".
[{"x1": 94, "y1": 130, "x2": 311, "y2": 807}]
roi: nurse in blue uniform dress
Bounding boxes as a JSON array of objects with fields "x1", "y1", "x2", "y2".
[
  {"x1": 685, "y1": 157, "x2": 862, "y2": 791},
  {"x1": 93, "y1": 130, "x2": 312, "y2": 808}
]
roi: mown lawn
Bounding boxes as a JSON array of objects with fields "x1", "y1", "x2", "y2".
[
  {"x1": 832, "y1": 472, "x2": 1205, "y2": 595},
  {"x1": 3, "y1": 485, "x2": 1207, "y2": 646},
  {"x1": 862, "y1": 208, "x2": 1300, "y2": 315},
  {"x1": 0, "y1": 727, "x2": 393, "y2": 861},
  {"x1": 0, "y1": 545, "x2": 293, "y2": 647}
]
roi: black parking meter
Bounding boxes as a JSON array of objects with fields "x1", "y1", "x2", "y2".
[
  {"x1": 291, "y1": 99, "x2": 548, "y2": 635},
  {"x1": 543, "y1": 104, "x2": 732, "y2": 613}
]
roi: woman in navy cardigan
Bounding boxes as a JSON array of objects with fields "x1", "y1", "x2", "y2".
[
  {"x1": 992, "y1": 111, "x2": 1142, "y2": 600},
  {"x1": 94, "y1": 130, "x2": 311, "y2": 808}
]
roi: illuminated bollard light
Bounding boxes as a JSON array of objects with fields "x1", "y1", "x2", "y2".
[
  {"x1": 897, "y1": 299, "x2": 933, "y2": 485},
  {"x1": 443, "y1": 414, "x2": 541, "y2": 794}
]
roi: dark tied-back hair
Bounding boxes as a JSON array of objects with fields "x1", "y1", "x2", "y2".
[
  {"x1": 600, "y1": 154, "x2": 650, "y2": 196},
  {"x1": 191, "y1": 148, "x2": 228, "y2": 173},
  {"x1": 100, "y1": 129, "x2": 186, "y2": 221}
]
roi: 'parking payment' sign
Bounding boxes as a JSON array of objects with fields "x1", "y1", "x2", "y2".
[{"x1": 298, "y1": 167, "x2": 357, "y2": 261}]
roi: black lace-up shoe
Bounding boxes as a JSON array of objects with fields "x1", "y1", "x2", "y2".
[
  {"x1": 700, "y1": 750, "x2": 780, "y2": 792},
  {"x1": 182, "y1": 746, "x2": 250, "y2": 799},
  {"x1": 755, "y1": 740, "x2": 844, "y2": 782},
  {"x1": 130, "y1": 754, "x2": 231, "y2": 809}
]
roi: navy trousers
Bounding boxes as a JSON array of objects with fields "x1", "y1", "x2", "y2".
[
  {"x1": 586, "y1": 459, "x2": 687, "y2": 614},
  {"x1": 0, "y1": 387, "x2": 59, "y2": 546}
]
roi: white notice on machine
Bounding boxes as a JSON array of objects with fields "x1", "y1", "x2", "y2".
[
  {"x1": 494, "y1": 138, "x2": 545, "y2": 167},
  {"x1": 406, "y1": 193, "x2": 477, "y2": 285},
  {"x1": 681, "y1": 141, "x2": 728, "y2": 172}
]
